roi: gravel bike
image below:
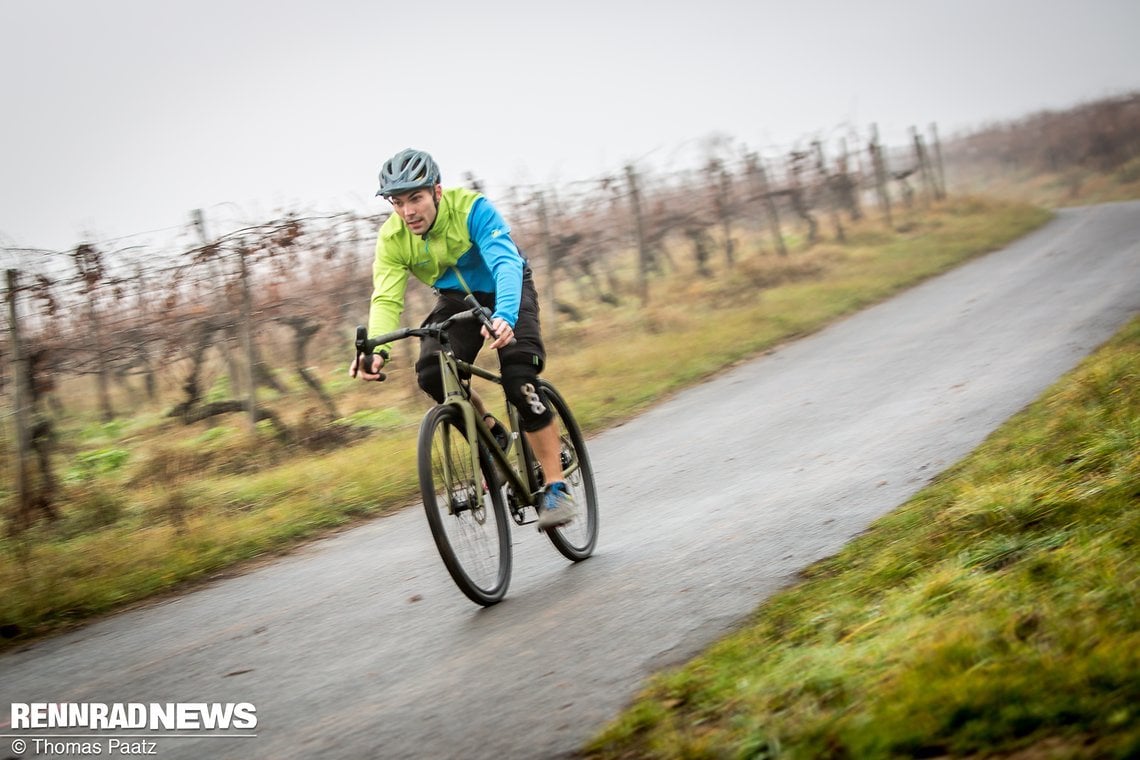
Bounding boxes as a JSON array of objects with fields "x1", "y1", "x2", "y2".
[{"x1": 355, "y1": 298, "x2": 599, "y2": 605}]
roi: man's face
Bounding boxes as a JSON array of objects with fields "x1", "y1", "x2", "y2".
[{"x1": 388, "y1": 185, "x2": 441, "y2": 235}]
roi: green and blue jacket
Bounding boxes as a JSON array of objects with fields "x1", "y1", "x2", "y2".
[{"x1": 369, "y1": 187, "x2": 525, "y2": 354}]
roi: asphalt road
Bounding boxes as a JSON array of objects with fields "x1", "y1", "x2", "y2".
[{"x1": 3, "y1": 201, "x2": 1139, "y2": 760}]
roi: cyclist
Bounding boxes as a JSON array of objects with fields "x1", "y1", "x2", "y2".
[{"x1": 350, "y1": 148, "x2": 574, "y2": 529}]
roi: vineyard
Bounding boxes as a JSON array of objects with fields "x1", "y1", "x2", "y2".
[
  {"x1": 2, "y1": 123, "x2": 948, "y2": 532},
  {"x1": 3, "y1": 92, "x2": 1138, "y2": 538}
]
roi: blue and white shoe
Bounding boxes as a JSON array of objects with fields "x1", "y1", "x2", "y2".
[{"x1": 538, "y1": 481, "x2": 575, "y2": 530}]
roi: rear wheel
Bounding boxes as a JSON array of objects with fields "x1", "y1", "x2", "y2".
[
  {"x1": 418, "y1": 404, "x2": 511, "y2": 605},
  {"x1": 537, "y1": 381, "x2": 599, "y2": 561}
]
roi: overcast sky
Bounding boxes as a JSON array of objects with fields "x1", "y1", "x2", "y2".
[{"x1": 2, "y1": 0, "x2": 1138, "y2": 251}]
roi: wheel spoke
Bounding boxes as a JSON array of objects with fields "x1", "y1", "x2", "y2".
[
  {"x1": 538, "y1": 382, "x2": 599, "y2": 560},
  {"x1": 419, "y1": 406, "x2": 511, "y2": 605}
]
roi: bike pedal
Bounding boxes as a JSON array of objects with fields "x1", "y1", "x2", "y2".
[{"x1": 509, "y1": 509, "x2": 537, "y2": 527}]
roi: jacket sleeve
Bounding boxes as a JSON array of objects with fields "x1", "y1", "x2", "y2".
[
  {"x1": 368, "y1": 235, "x2": 410, "y2": 355},
  {"x1": 467, "y1": 197, "x2": 524, "y2": 327}
]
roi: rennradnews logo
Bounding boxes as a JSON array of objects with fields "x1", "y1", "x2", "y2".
[{"x1": 10, "y1": 702, "x2": 257, "y2": 730}]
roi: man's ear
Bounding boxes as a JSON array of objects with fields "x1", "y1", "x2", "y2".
[{"x1": 434, "y1": 184, "x2": 443, "y2": 202}]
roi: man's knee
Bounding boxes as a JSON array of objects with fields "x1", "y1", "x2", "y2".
[
  {"x1": 415, "y1": 356, "x2": 444, "y2": 403},
  {"x1": 500, "y1": 361, "x2": 553, "y2": 432}
]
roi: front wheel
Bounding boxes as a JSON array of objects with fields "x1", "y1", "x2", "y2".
[
  {"x1": 537, "y1": 381, "x2": 599, "y2": 561},
  {"x1": 418, "y1": 404, "x2": 511, "y2": 605}
]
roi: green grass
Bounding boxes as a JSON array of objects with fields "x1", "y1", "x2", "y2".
[
  {"x1": 0, "y1": 197, "x2": 1052, "y2": 646},
  {"x1": 583, "y1": 315, "x2": 1140, "y2": 759}
]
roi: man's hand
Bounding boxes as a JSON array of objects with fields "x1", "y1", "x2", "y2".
[
  {"x1": 482, "y1": 317, "x2": 515, "y2": 350},
  {"x1": 349, "y1": 352, "x2": 386, "y2": 381}
]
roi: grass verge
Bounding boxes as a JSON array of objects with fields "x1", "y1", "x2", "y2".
[
  {"x1": 0, "y1": 198, "x2": 1051, "y2": 648},
  {"x1": 583, "y1": 314, "x2": 1140, "y2": 759}
]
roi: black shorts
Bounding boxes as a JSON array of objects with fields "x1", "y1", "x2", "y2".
[{"x1": 417, "y1": 268, "x2": 546, "y2": 373}]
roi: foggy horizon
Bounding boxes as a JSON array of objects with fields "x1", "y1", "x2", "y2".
[{"x1": 2, "y1": 0, "x2": 1139, "y2": 252}]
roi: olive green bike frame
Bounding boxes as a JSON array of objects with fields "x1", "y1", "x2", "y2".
[{"x1": 435, "y1": 349, "x2": 559, "y2": 512}]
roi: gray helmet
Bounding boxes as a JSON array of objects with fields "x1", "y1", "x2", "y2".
[{"x1": 376, "y1": 148, "x2": 441, "y2": 197}]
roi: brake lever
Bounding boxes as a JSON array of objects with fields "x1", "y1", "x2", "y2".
[
  {"x1": 463, "y1": 295, "x2": 496, "y2": 331},
  {"x1": 353, "y1": 325, "x2": 387, "y2": 381},
  {"x1": 463, "y1": 295, "x2": 518, "y2": 347}
]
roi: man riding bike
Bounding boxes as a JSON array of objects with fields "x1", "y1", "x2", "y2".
[{"x1": 350, "y1": 148, "x2": 574, "y2": 529}]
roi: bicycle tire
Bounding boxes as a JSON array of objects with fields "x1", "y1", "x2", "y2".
[
  {"x1": 537, "y1": 380, "x2": 599, "y2": 561},
  {"x1": 418, "y1": 404, "x2": 512, "y2": 605}
]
